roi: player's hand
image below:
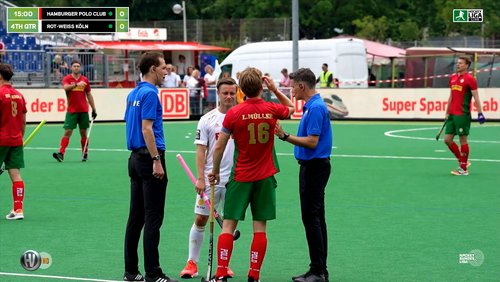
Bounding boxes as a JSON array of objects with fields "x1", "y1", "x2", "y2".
[
  {"x1": 274, "y1": 121, "x2": 284, "y2": 137},
  {"x1": 208, "y1": 172, "x2": 219, "y2": 185},
  {"x1": 262, "y1": 76, "x2": 277, "y2": 93},
  {"x1": 478, "y1": 113, "x2": 486, "y2": 124},
  {"x1": 195, "y1": 178, "x2": 206, "y2": 195},
  {"x1": 77, "y1": 81, "x2": 87, "y2": 87},
  {"x1": 91, "y1": 110, "x2": 97, "y2": 120}
]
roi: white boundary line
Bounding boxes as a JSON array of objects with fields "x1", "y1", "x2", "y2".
[
  {"x1": 384, "y1": 125, "x2": 500, "y2": 144},
  {"x1": 0, "y1": 272, "x2": 122, "y2": 282}
]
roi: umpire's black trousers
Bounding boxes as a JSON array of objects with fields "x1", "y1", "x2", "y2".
[
  {"x1": 125, "y1": 150, "x2": 168, "y2": 277},
  {"x1": 298, "y1": 158, "x2": 331, "y2": 275}
]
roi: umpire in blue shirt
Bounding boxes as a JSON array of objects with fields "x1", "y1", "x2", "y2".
[
  {"x1": 275, "y1": 68, "x2": 332, "y2": 282},
  {"x1": 123, "y1": 52, "x2": 178, "y2": 282}
]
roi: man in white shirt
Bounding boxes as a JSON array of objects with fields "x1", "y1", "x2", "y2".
[
  {"x1": 179, "y1": 77, "x2": 237, "y2": 279},
  {"x1": 162, "y1": 64, "x2": 180, "y2": 88}
]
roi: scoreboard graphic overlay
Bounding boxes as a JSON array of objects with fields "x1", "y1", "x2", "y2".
[{"x1": 7, "y1": 7, "x2": 129, "y2": 33}]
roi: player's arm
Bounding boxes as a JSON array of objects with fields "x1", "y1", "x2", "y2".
[
  {"x1": 444, "y1": 89, "x2": 452, "y2": 119},
  {"x1": 263, "y1": 76, "x2": 295, "y2": 116},
  {"x1": 195, "y1": 143, "x2": 208, "y2": 194},
  {"x1": 63, "y1": 81, "x2": 77, "y2": 92},
  {"x1": 279, "y1": 130, "x2": 319, "y2": 149},
  {"x1": 472, "y1": 89, "x2": 485, "y2": 124},
  {"x1": 471, "y1": 89, "x2": 482, "y2": 114},
  {"x1": 86, "y1": 91, "x2": 96, "y2": 112},
  {"x1": 209, "y1": 130, "x2": 230, "y2": 184},
  {"x1": 22, "y1": 112, "x2": 26, "y2": 136},
  {"x1": 275, "y1": 114, "x2": 320, "y2": 149},
  {"x1": 142, "y1": 119, "x2": 164, "y2": 179}
]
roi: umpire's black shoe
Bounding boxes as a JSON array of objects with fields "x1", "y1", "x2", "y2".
[
  {"x1": 82, "y1": 153, "x2": 88, "y2": 162},
  {"x1": 123, "y1": 272, "x2": 144, "y2": 281},
  {"x1": 52, "y1": 152, "x2": 64, "y2": 162},
  {"x1": 293, "y1": 271, "x2": 326, "y2": 282},
  {"x1": 145, "y1": 273, "x2": 178, "y2": 282}
]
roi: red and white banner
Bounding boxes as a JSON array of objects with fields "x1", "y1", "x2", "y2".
[
  {"x1": 291, "y1": 88, "x2": 499, "y2": 120},
  {"x1": 20, "y1": 87, "x2": 499, "y2": 122}
]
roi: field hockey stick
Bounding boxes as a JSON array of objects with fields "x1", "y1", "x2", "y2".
[
  {"x1": 1, "y1": 120, "x2": 46, "y2": 176},
  {"x1": 82, "y1": 117, "x2": 95, "y2": 159},
  {"x1": 176, "y1": 153, "x2": 241, "y2": 240},
  {"x1": 206, "y1": 182, "x2": 215, "y2": 280},
  {"x1": 435, "y1": 118, "x2": 447, "y2": 141}
]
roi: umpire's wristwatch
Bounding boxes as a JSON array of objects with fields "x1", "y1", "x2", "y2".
[
  {"x1": 152, "y1": 154, "x2": 161, "y2": 161},
  {"x1": 279, "y1": 132, "x2": 290, "y2": 141}
]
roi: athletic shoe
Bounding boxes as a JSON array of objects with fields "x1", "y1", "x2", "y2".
[
  {"x1": 247, "y1": 276, "x2": 260, "y2": 282},
  {"x1": 6, "y1": 209, "x2": 24, "y2": 220},
  {"x1": 124, "y1": 272, "x2": 145, "y2": 281},
  {"x1": 202, "y1": 276, "x2": 227, "y2": 282},
  {"x1": 145, "y1": 273, "x2": 178, "y2": 282},
  {"x1": 451, "y1": 168, "x2": 469, "y2": 176},
  {"x1": 180, "y1": 260, "x2": 198, "y2": 278},
  {"x1": 293, "y1": 271, "x2": 326, "y2": 282},
  {"x1": 53, "y1": 152, "x2": 64, "y2": 162},
  {"x1": 82, "y1": 153, "x2": 88, "y2": 162}
]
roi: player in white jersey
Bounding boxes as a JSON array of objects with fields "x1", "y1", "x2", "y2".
[{"x1": 180, "y1": 78, "x2": 238, "y2": 279}]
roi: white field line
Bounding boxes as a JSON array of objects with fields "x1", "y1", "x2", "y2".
[
  {"x1": 384, "y1": 125, "x2": 500, "y2": 144},
  {"x1": 0, "y1": 272, "x2": 122, "y2": 282}
]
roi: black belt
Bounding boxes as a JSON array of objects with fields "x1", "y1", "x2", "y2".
[
  {"x1": 132, "y1": 148, "x2": 165, "y2": 155},
  {"x1": 298, "y1": 158, "x2": 330, "y2": 165}
]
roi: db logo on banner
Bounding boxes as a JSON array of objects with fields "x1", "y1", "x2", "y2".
[
  {"x1": 291, "y1": 97, "x2": 305, "y2": 119},
  {"x1": 160, "y1": 89, "x2": 189, "y2": 119}
]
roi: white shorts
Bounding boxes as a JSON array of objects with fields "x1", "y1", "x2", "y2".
[{"x1": 194, "y1": 184, "x2": 226, "y2": 216}]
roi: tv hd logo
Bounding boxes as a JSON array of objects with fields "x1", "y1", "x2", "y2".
[
  {"x1": 20, "y1": 250, "x2": 52, "y2": 271},
  {"x1": 453, "y1": 9, "x2": 483, "y2": 22}
]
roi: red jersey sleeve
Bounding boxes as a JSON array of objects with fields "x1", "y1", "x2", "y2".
[{"x1": 467, "y1": 74, "x2": 478, "y2": 90}]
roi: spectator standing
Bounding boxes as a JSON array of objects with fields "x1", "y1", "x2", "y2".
[
  {"x1": 279, "y1": 68, "x2": 291, "y2": 96},
  {"x1": 316, "y1": 63, "x2": 334, "y2": 88},
  {"x1": 204, "y1": 65, "x2": 217, "y2": 111},
  {"x1": 162, "y1": 64, "x2": 181, "y2": 88}
]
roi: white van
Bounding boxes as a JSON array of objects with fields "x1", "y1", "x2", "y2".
[{"x1": 220, "y1": 38, "x2": 368, "y2": 88}]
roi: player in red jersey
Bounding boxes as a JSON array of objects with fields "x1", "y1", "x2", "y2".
[
  {"x1": 206, "y1": 67, "x2": 294, "y2": 282},
  {"x1": 444, "y1": 56, "x2": 485, "y2": 176},
  {"x1": 0, "y1": 63, "x2": 28, "y2": 220},
  {"x1": 52, "y1": 60, "x2": 97, "y2": 162}
]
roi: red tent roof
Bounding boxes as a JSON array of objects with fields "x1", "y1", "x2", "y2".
[{"x1": 92, "y1": 41, "x2": 230, "y2": 51}]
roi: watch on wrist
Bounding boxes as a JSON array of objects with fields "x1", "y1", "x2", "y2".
[
  {"x1": 279, "y1": 132, "x2": 290, "y2": 141},
  {"x1": 152, "y1": 154, "x2": 161, "y2": 161}
]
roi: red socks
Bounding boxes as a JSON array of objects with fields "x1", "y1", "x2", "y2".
[
  {"x1": 215, "y1": 233, "x2": 234, "y2": 277},
  {"x1": 59, "y1": 136, "x2": 70, "y2": 154},
  {"x1": 81, "y1": 137, "x2": 89, "y2": 154},
  {"x1": 248, "y1": 232, "x2": 267, "y2": 280},
  {"x1": 448, "y1": 142, "x2": 470, "y2": 170},
  {"x1": 12, "y1": 181, "x2": 24, "y2": 211},
  {"x1": 460, "y1": 144, "x2": 469, "y2": 170},
  {"x1": 448, "y1": 142, "x2": 461, "y2": 160}
]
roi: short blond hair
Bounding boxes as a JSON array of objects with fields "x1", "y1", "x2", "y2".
[{"x1": 239, "y1": 67, "x2": 262, "y2": 98}]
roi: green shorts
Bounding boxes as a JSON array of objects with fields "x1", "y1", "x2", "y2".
[
  {"x1": 445, "y1": 114, "x2": 471, "y2": 136},
  {"x1": 64, "y1": 112, "x2": 90, "y2": 130},
  {"x1": 0, "y1": 146, "x2": 25, "y2": 169},
  {"x1": 224, "y1": 176, "x2": 277, "y2": 221}
]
